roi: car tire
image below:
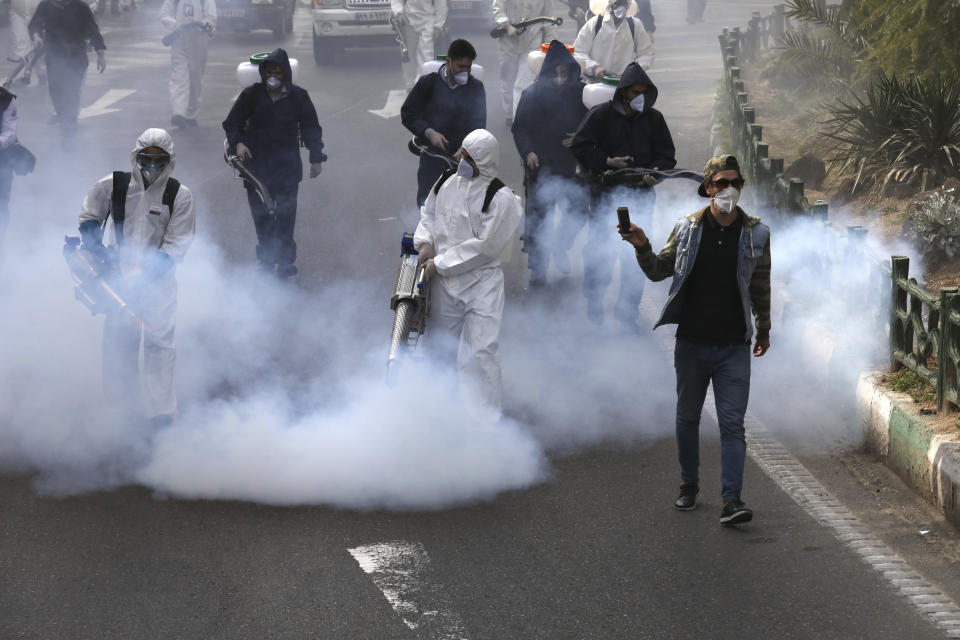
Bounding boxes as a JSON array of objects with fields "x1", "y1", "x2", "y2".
[{"x1": 312, "y1": 30, "x2": 340, "y2": 64}]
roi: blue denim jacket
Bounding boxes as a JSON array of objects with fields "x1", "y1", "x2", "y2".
[{"x1": 636, "y1": 207, "x2": 771, "y2": 343}]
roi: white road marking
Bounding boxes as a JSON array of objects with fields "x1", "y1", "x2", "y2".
[
  {"x1": 78, "y1": 89, "x2": 136, "y2": 119},
  {"x1": 369, "y1": 89, "x2": 407, "y2": 119},
  {"x1": 348, "y1": 540, "x2": 473, "y2": 639}
]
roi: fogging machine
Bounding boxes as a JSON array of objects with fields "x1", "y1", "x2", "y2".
[
  {"x1": 63, "y1": 236, "x2": 142, "y2": 325},
  {"x1": 387, "y1": 232, "x2": 430, "y2": 377}
]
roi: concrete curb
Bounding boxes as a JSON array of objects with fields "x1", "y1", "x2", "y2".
[
  {"x1": 789, "y1": 314, "x2": 960, "y2": 528},
  {"x1": 856, "y1": 372, "x2": 960, "y2": 529}
]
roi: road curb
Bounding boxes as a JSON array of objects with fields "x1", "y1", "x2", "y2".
[{"x1": 856, "y1": 372, "x2": 960, "y2": 530}]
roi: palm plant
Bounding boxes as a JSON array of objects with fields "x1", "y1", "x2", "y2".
[
  {"x1": 762, "y1": 0, "x2": 867, "y2": 93},
  {"x1": 819, "y1": 72, "x2": 960, "y2": 196}
]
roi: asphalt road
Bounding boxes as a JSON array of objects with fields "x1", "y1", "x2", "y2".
[{"x1": 1, "y1": 1, "x2": 958, "y2": 638}]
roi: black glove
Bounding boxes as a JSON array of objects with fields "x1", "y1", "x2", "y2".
[{"x1": 79, "y1": 219, "x2": 105, "y2": 252}]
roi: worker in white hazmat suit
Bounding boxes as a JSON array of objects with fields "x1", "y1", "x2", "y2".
[
  {"x1": 159, "y1": 0, "x2": 216, "y2": 128},
  {"x1": 574, "y1": 0, "x2": 653, "y2": 79},
  {"x1": 414, "y1": 129, "x2": 522, "y2": 420},
  {"x1": 8, "y1": 0, "x2": 41, "y2": 63},
  {"x1": 78, "y1": 128, "x2": 196, "y2": 427},
  {"x1": 391, "y1": 0, "x2": 447, "y2": 91},
  {"x1": 492, "y1": 0, "x2": 558, "y2": 124}
]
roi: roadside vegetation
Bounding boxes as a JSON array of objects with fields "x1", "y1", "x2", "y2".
[{"x1": 745, "y1": 0, "x2": 960, "y2": 268}]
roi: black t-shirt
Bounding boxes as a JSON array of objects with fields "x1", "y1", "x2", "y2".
[{"x1": 676, "y1": 212, "x2": 747, "y2": 345}]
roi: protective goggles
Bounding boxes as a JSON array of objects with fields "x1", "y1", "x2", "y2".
[{"x1": 136, "y1": 152, "x2": 171, "y2": 169}]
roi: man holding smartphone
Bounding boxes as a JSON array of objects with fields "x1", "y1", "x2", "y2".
[{"x1": 619, "y1": 155, "x2": 771, "y2": 526}]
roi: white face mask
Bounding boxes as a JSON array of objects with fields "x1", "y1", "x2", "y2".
[
  {"x1": 453, "y1": 71, "x2": 469, "y2": 86},
  {"x1": 456, "y1": 157, "x2": 476, "y2": 178},
  {"x1": 612, "y1": 5, "x2": 627, "y2": 19},
  {"x1": 713, "y1": 186, "x2": 740, "y2": 214},
  {"x1": 629, "y1": 93, "x2": 645, "y2": 112},
  {"x1": 266, "y1": 76, "x2": 282, "y2": 90}
]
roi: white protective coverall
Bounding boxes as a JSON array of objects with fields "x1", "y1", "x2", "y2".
[
  {"x1": 492, "y1": 0, "x2": 559, "y2": 119},
  {"x1": 159, "y1": 0, "x2": 216, "y2": 121},
  {"x1": 573, "y1": 0, "x2": 654, "y2": 78},
  {"x1": 8, "y1": 0, "x2": 41, "y2": 61},
  {"x1": 414, "y1": 129, "x2": 522, "y2": 420},
  {"x1": 79, "y1": 128, "x2": 196, "y2": 419},
  {"x1": 391, "y1": 0, "x2": 447, "y2": 91}
]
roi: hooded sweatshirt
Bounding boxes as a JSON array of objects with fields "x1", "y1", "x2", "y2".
[
  {"x1": 570, "y1": 62, "x2": 675, "y2": 175},
  {"x1": 414, "y1": 129, "x2": 523, "y2": 281},
  {"x1": 222, "y1": 48, "x2": 326, "y2": 190},
  {"x1": 79, "y1": 128, "x2": 196, "y2": 275},
  {"x1": 511, "y1": 40, "x2": 587, "y2": 178}
]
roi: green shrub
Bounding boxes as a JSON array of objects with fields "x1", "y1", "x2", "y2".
[{"x1": 910, "y1": 190, "x2": 960, "y2": 263}]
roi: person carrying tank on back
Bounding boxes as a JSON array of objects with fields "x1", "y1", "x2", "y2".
[
  {"x1": 78, "y1": 128, "x2": 196, "y2": 429},
  {"x1": 573, "y1": 0, "x2": 653, "y2": 80},
  {"x1": 511, "y1": 40, "x2": 587, "y2": 287},
  {"x1": 413, "y1": 129, "x2": 523, "y2": 421},
  {"x1": 223, "y1": 48, "x2": 326, "y2": 278},
  {"x1": 570, "y1": 61, "x2": 675, "y2": 331},
  {"x1": 401, "y1": 39, "x2": 486, "y2": 208},
  {"x1": 492, "y1": 0, "x2": 559, "y2": 126}
]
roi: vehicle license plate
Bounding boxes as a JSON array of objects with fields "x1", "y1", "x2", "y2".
[
  {"x1": 355, "y1": 10, "x2": 389, "y2": 20},
  {"x1": 219, "y1": 8, "x2": 246, "y2": 17}
]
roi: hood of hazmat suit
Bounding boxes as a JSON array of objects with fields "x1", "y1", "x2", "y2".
[{"x1": 412, "y1": 129, "x2": 523, "y2": 419}]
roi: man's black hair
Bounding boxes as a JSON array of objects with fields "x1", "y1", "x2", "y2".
[{"x1": 447, "y1": 39, "x2": 477, "y2": 61}]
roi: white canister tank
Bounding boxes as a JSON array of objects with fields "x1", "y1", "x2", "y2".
[
  {"x1": 420, "y1": 56, "x2": 485, "y2": 82},
  {"x1": 582, "y1": 75, "x2": 619, "y2": 109},
  {"x1": 526, "y1": 43, "x2": 584, "y2": 76},
  {"x1": 237, "y1": 53, "x2": 300, "y2": 87}
]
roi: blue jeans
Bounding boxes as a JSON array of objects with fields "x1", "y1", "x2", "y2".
[{"x1": 674, "y1": 339, "x2": 751, "y2": 501}]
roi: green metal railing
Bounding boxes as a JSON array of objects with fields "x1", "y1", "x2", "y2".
[
  {"x1": 719, "y1": 11, "x2": 960, "y2": 411},
  {"x1": 889, "y1": 257, "x2": 960, "y2": 411}
]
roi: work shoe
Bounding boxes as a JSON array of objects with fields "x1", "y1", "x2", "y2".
[
  {"x1": 277, "y1": 264, "x2": 298, "y2": 278},
  {"x1": 674, "y1": 483, "x2": 699, "y2": 511},
  {"x1": 720, "y1": 499, "x2": 753, "y2": 526},
  {"x1": 170, "y1": 114, "x2": 188, "y2": 128}
]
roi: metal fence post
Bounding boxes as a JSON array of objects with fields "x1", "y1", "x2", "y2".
[
  {"x1": 890, "y1": 256, "x2": 909, "y2": 372},
  {"x1": 938, "y1": 288, "x2": 957, "y2": 411}
]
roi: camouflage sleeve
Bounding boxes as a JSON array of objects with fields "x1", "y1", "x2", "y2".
[
  {"x1": 749, "y1": 238, "x2": 771, "y2": 340},
  {"x1": 634, "y1": 226, "x2": 679, "y2": 283}
]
